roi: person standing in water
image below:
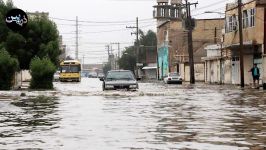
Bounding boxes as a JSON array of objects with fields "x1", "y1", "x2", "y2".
[{"x1": 249, "y1": 63, "x2": 260, "y2": 88}]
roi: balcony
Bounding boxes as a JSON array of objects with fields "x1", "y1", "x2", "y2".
[{"x1": 153, "y1": 6, "x2": 181, "y2": 20}]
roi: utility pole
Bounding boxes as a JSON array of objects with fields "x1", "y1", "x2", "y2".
[
  {"x1": 238, "y1": 0, "x2": 245, "y2": 88},
  {"x1": 111, "y1": 42, "x2": 121, "y2": 58},
  {"x1": 111, "y1": 42, "x2": 120, "y2": 69},
  {"x1": 75, "y1": 16, "x2": 79, "y2": 60},
  {"x1": 126, "y1": 17, "x2": 139, "y2": 78},
  {"x1": 185, "y1": 0, "x2": 197, "y2": 84},
  {"x1": 106, "y1": 45, "x2": 110, "y2": 56}
]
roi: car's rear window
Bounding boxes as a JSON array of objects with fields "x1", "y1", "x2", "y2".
[{"x1": 169, "y1": 73, "x2": 179, "y2": 76}]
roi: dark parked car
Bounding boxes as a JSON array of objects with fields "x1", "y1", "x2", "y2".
[{"x1": 100, "y1": 70, "x2": 139, "y2": 91}]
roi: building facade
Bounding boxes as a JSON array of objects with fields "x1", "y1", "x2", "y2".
[
  {"x1": 223, "y1": 0, "x2": 266, "y2": 85},
  {"x1": 153, "y1": 0, "x2": 224, "y2": 81}
]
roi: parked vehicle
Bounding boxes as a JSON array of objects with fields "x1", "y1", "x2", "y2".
[
  {"x1": 164, "y1": 72, "x2": 182, "y2": 84},
  {"x1": 98, "y1": 73, "x2": 105, "y2": 79},
  {"x1": 100, "y1": 70, "x2": 139, "y2": 91},
  {"x1": 53, "y1": 71, "x2": 60, "y2": 81},
  {"x1": 88, "y1": 72, "x2": 97, "y2": 78}
]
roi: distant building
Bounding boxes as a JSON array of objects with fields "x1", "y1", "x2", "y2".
[
  {"x1": 153, "y1": 0, "x2": 224, "y2": 81},
  {"x1": 141, "y1": 46, "x2": 158, "y2": 80}
]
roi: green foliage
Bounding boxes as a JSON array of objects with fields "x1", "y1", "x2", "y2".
[
  {"x1": 118, "y1": 46, "x2": 136, "y2": 73},
  {"x1": 0, "y1": 49, "x2": 19, "y2": 90},
  {"x1": 0, "y1": 1, "x2": 60, "y2": 69},
  {"x1": 138, "y1": 30, "x2": 157, "y2": 62},
  {"x1": 29, "y1": 57, "x2": 56, "y2": 89},
  {"x1": 118, "y1": 30, "x2": 157, "y2": 72}
]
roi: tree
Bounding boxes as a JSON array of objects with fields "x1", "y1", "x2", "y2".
[
  {"x1": 118, "y1": 46, "x2": 136, "y2": 73},
  {"x1": 118, "y1": 30, "x2": 157, "y2": 72},
  {"x1": 0, "y1": 49, "x2": 19, "y2": 90},
  {"x1": 29, "y1": 57, "x2": 56, "y2": 89},
  {"x1": 138, "y1": 30, "x2": 157, "y2": 63},
  {"x1": 0, "y1": 0, "x2": 60, "y2": 69}
]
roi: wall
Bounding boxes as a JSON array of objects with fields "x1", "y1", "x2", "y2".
[
  {"x1": 224, "y1": 59, "x2": 232, "y2": 84},
  {"x1": 244, "y1": 55, "x2": 254, "y2": 85},
  {"x1": 158, "y1": 46, "x2": 169, "y2": 79},
  {"x1": 144, "y1": 69, "x2": 157, "y2": 79},
  {"x1": 263, "y1": 55, "x2": 266, "y2": 82},
  {"x1": 182, "y1": 63, "x2": 205, "y2": 82},
  {"x1": 206, "y1": 59, "x2": 220, "y2": 83},
  {"x1": 224, "y1": 1, "x2": 265, "y2": 46}
]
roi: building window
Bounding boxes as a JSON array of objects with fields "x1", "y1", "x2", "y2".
[
  {"x1": 162, "y1": 8, "x2": 165, "y2": 17},
  {"x1": 250, "y1": 8, "x2": 255, "y2": 27},
  {"x1": 226, "y1": 15, "x2": 238, "y2": 32},
  {"x1": 232, "y1": 15, "x2": 238, "y2": 30},
  {"x1": 242, "y1": 10, "x2": 249, "y2": 28},
  {"x1": 164, "y1": 30, "x2": 168, "y2": 42},
  {"x1": 228, "y1": 16, "x2": 233, "y2": 32}
]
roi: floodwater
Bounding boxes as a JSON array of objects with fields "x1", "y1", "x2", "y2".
[{"x1": 0, "y1": 78, "x2": 265, "y2": 150}]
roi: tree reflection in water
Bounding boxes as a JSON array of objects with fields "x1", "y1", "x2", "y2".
[{"x1": 0, "y1": 96, "x2": 60, "y2": 138}]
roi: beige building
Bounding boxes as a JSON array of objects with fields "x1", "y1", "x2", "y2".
[
  {"x1": 222, "y1": 0, "x2": 266, "y2": 85},
  {"x1": 154, "y1": 11, "x2": 224, "y2": 81}
]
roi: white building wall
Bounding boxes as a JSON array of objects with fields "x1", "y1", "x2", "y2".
[
  {"x1": 185, "y1": 65, "x2": 190, "y2": 82},
  {"x1": 182, "y1": 63, "x2": 205, "y2": 82},
  {"x1": 205, "y1": 60, "x2": 221, "y2": 83},
  {"x1": 180, "y1": 63, "x2": 185, "y2": 80},
  {"x1": 244, "y1": 55, "x2": 254, "y2": 85},
  {"x1": 224, "y1": 59, "x2": 232, "y2": 84},
  {"x1": 263, "y1": 55, "x2": 266, "y2": 83},
  {"x1": 195, "y1": 64, "x2": 205, "y2": 81}
]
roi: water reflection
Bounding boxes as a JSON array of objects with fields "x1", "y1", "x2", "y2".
[
  {"x1": 0, "y1": 80, "x2": 265, "y2": 149},
  {"x1": 0, "y1": 96, "x2": 60, "y2": 146}
]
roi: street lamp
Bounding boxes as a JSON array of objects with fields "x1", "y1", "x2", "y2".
[{"x1": 204, "y1": 11, "x2": 225, "y2": 84}]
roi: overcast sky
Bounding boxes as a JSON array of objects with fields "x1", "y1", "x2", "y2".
[{"x1": 7, "y1": 0, "x2": 234, "y2": 64}]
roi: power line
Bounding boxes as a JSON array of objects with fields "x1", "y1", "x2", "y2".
[
  {"x1": 191, "y1": 0, "x2": 231, "y2": 13},
  {"x1": 77, "y1": 24, "x2": 155, "y2": 34},
  {"x1": 50, "y1": 17, "x2": 154, "y2": 24},
  {"x1": 192, "y1": 6, "x2": 225, "y2": 17}
]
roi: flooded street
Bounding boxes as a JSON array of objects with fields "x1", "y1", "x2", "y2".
[{"x1": 0, "y1": 78, "x2": 266, "y2": 150}]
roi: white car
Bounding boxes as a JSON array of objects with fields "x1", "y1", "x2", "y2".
[
  {"x1": 53, "y1": 71, "x2": 60, "y2": 81},
  {"x1": 164, "y1": 72, "x2": 182, "y2": 84}
]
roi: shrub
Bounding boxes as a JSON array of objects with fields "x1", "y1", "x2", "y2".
[
  {"x1": 29, "y1": 57, "x2": 56, "y2": 89},
  {"x1": 0, "y1": 49, "x2": 19, "y2": 90}
]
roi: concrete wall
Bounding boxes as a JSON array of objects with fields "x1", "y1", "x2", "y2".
[
  {"x1": 205, "y1": 60, "x2": 220, "y2": 83},
  {"x1": 263, "y1": 55, "x2": 266, "y2": 82},
  {"x1": 182, "y1": 63, "x2": 205, "y2": 82},
  {"x1": 244, "y1": 55, "x2": 254, "y2": 85},
  {"x1": 158, "y1": 46, "x2": 169, "y2": 79},
  {"x1": 13, "y1": 70, "x2": 31, "y2": 89},
  {"x1": 144, "y1": 69, "x2": 157, "y2": 79},
  {"x1": 224, "y1": 59, "x2": 232, "y2": 84},
  {"x1": 180, "y1": 63, "x2": 185, "y2": 80}
]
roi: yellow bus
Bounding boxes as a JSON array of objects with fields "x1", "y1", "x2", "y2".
[{"x1": 59, "y1": 60, "x2": 81, "y2": 82}]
